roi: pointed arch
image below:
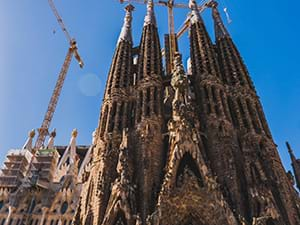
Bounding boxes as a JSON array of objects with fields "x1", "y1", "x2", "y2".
[
  {"x1": 113, "y1": 211, "x2": 128, "y2": 225},
  {"x1": 266, "y1": 218, "x2": 276, "y2": 225},
  {"x1": 180, "y1": 215, "x2": 206, "y2": 225},
  {"x1": 176, "y1": 153, "x2": 204, "y2": 188}
]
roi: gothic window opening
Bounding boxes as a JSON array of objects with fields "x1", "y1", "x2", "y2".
[
  {"x1": 153, "y1": 87, "x2": 158, "y2": 115},
  {"x1": 61, "y1": 201, "x2": 69, "y2": 214},
  {"x1": 253, "y1": 200, "x2": 261, "y2": 218},
  {"x1": 129, "y1": 101, "x2": 136, "y2": 127},
  {"x1": 28, "y1": 199, "x2": 36, "y2": 214},
  {"x1": 181, "y1": 215, "x2": 205, "y2": 225},
  {"x1": 113, "y1": 211, "x2": 127, "y2": 225},
  {"x1": 176, "y1": 153, "x2": 204, "y2": 188},
  {"x1": 0, "y1": 201, "x2": 3, "y2": 210},
  {"x1": 118, "y1": 102, "x2": 124, "y2": 132},
  {"x1": 266, "y1": 218, "x2": 276, "y2": 225},
  {"x1": 146, "y1": 88, "x2": 151, "y2": 117}
]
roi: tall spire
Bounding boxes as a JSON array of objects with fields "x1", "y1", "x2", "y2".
[
  {"x1": 286, "y1": 142, "x2": 300, "y2": 191},
  {"x1": 210, "y1": 1, "x2": 230, "y2": 39},
  {"x1": 118, "y1": 4, "x2": 134, "y2": 43},
  {"x1": 144, "y1": 0, "x2": 156, "y2": 27}
]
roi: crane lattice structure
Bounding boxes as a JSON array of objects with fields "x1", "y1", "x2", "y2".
[
  {"x1": 120, "y1": 0, "x2": 212, "y2": 72},
  {"x1": 34, "y1": 0, "x2": 84, "y2": 150}
]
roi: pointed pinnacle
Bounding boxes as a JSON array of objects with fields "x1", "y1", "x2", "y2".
[
  {"x1": 210, "y1": 1, "x2": 230, "y2": 38},
  {"x1": 189, "y1": 0, "x2": 202, "y2": 24},
  {"x1": 144, "y1": 0, "x2": 157, "y2": 27},
  {"x1": 118, "y1": 4, "x2": 134, "y2": 43}
]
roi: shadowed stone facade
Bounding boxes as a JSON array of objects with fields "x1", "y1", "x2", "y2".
[
  {"x1": 73, "y1": 1, "x2": 300, "y2": 225},
  {"x1": 1, "y1": 1, "x2": 300, "y2": 225}
]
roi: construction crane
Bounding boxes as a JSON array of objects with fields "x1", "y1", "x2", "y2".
[
  {"x1": 34, "y1": 0, "x2": 84, "y2": 150},
  {"x1": 120, "y1": 0, "x2": 212, "y2": 72}
]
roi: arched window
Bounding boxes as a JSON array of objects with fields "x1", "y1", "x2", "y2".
[
  {"x1": 113, "y1": 212, "x2": 127, "y2": 225},
  {"x1": 0, "y1": 201, "x2": 3, "y2": 211},
  {"x1": 176, "y1": 153, "x2": 204, "y2": 188},
  {"x1": 28, "y1": 199, "x2": 36, "y2": 214},
  {"x1": 61, "y1": 201, "x2": 69, "y2": 214},
  {"x1": 266, "y1": 218, "x2": 276, "y2": 225}
]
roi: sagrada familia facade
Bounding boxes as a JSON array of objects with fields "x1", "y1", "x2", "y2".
[{"x1": 1, "y1": 0, "x2": 300, "y2": 225}]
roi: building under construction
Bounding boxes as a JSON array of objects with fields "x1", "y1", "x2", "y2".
[{"x1": 1, "y1": 0, "x2": 300, "y2": 225}]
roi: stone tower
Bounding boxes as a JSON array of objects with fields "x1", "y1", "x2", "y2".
[{"x1": 74, "y1": 1, "x2": 300, "y2": 225}]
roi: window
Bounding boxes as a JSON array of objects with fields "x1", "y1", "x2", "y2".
[
  {"x1": 61, "y1": 202, "x2": 69, "y2": 214},
  {"x1": 0, "y1": 201, "x2": 3, "y2": 210}
]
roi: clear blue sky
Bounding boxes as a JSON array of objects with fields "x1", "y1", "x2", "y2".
[{"x1": 0, "y1": 0, "x2": 299, "y2": 173}]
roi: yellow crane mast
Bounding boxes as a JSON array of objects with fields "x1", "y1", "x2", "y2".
[{"x1": 34, "y1": 0, "x2": 84, "y2": 150}]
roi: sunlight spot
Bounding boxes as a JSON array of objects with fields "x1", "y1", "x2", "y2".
[{"x1": 78, "y1": 73, "x2": 102, "y2": 97}]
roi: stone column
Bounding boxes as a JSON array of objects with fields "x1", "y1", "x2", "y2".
[
  {"x1": 39, "y1": 207, "x2": 48, "y2": 225},
  {"x1": 4, "y1": 206, "x2": 15, "y2": 225}
]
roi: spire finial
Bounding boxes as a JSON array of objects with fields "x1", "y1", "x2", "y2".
[
  {"x1": 69, "y1": 129, "x2": 78, "y2": 165},
  {"x1": 189, "y1": 0, "x2": 202, "y2": 24},
  {"x1": 118, "y1": 4, "x2": 134, "y2": 43},
  {"x1": 144, "y1": 0, "x2": 157, "y2": 27},
  {"x1": 46, "y1": 129, "x2": 56, "y2": 149},
  {"x1": 72, "y1": 128, "x2": 78, "y2": 138},
  {"x1": 210, "y1": 0, "x2": 230, "y2": 38},
  {"x1": 29, "y1": 129, "x2": 36, "y2": 138},
  {"x1": 23, "y1": 129, "x2": 36, "y2": 151}
]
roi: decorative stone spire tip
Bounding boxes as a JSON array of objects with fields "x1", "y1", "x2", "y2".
[
  {"x1": 189, "y1": 0, "x2": 202, "y2": 24},
  {"x1": 210, "y1": 0, "x2": 230, "y2": 38},
  {"x1": 118, "y1": 4, "x2": 134, "y2": 43},
  {"x1": 144, "y1": 0, "x2": 157, "y2": 27},
  {"x1": 72, "y1": 129, "x2": 78, "y2": 138},
  {"x1": 29, "y1": 129, "x2": 36, "y2": 138}
]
